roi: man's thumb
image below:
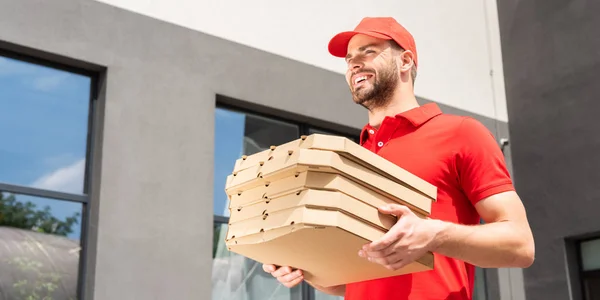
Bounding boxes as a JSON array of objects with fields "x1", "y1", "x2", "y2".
[{"x1": 378, "y1": 204, "x2": 411, "y2": 216}]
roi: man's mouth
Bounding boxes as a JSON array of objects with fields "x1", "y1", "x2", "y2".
[{"x1": 353, "y1": 74, "x2": 373, "y2": 87}]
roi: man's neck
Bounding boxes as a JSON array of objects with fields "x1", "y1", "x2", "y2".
[{"x1": 367, "y1": 94, "x2": 419, "y2": 129}]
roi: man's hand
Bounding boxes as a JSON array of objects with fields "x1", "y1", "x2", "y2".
[
  {"x1": 358, "y1": 204, "x2": 441, "y2": 271},
  {"x1": 263, "y1": 264, "x2": 346, "y2": 296},
  {"x1": 360, "y1": 191, "x2": 535, "y2": 269},
  {"x1": 263, "y1": 264, "x2": 304, "y2": 288}
]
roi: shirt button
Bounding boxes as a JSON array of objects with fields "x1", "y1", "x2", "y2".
[
  {"x1": 369, "y1": 129, "x2": 375, "y2": 134},
  {"x1": 377, "y1": 141, "x2": 384, "y2": 147}
]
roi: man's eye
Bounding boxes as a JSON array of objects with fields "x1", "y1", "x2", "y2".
[{"x1": 365, "y1": 50, "x2": 376, "y2": 54}]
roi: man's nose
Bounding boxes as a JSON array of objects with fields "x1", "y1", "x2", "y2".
[{"x1": 348, "y1": 59, "x2": 364, "y2": 72}]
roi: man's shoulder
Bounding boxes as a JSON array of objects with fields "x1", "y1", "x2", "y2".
[{"x1": 430, "y1": 113, "x2": 493, "y2": 136}]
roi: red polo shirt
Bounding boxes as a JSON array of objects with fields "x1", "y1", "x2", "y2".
[{"x1": 345, "y1": 103, "x2": 515, "y2": 300}]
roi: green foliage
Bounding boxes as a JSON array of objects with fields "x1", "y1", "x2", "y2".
[
  {"x1": 8, "y1": 256, "x2": 62, "y2": 300},
  {"x1": 0, "y1": 192, "x2": 80, "y2": 236},
  {"x1": 0, "y1": 192, "x2": 79, "y2": 299}
]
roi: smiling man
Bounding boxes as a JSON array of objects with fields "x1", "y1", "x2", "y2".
[{"x1": 263, "y1": 17, "x2": 535, "y2": 300}]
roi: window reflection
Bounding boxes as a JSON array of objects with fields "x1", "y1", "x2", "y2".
[
  {"x1": 0, "y1": 191, "x2": 82, "y2": 300},
  {"x1": 213, "y1": 108, "x2": 299, "y2": 217},
  {"x1": 579, "y1": 238, "x2": 600, "y2": 299},
  {"x1": 0, "y1": 55, "x2": 91, "y2": 194},
  {"x1": 315, "y1": 290, "x2": 344, "y2": 300},
  {"x1": 213, "y1": 222, "x2": 291, "y2": 300},
  {"x1": 473, "y1": 267, "x2": 487, "y2": 300}
]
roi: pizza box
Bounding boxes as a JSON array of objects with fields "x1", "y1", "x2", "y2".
[
  {"x1": 227, "y1": 171, "x2": 429, "y2": 219},
  {"x1": 225, "y1": 148, "x2": 434, "y2": 216},
  {"x1": 228, "y1": 189, "x2": 400, "y2": 231},
  {"x1": 225, "y1": 205, "x2": 434, "y2": 287},
  {"x1": 232, "y1": 134, "x2": 436, "y2": 201}
]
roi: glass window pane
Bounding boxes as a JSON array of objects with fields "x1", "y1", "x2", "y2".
[
  {"x1": 581, "y1": 238, "x2": 600, "y2": 271},
  {"x1": 213, "y1": 223, "x2": 291, "y2": 300},
  {"x1": 213, "y1": 108, "x2": 299, "y2": 217},
  {"x1": 309, "y1": 128, "x2": 333, "y2": 135},
  {"x1": 0, "y1": 191, "x2": 82, "y2": 300},
  {"x1": 473, "y1": 267, "x2": 487, "y2": 300},
  {"x1": 0, "y1": 55, "x2": 91, "y2": 194},
  {"x1": 309, "y1": 128, "x2": 360, "y2": 144},
  {"x1": 315, "y1": 290, "x2": 344, "y2": 300}
]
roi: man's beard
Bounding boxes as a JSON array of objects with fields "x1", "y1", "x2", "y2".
[{"x1": 351, "y1": 61, "x2": 399, "y2": 111}]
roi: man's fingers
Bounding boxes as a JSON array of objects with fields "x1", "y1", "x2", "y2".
[
  {"x1": 262, "y1": 264, "x2": 276, "y2": 273},
  {"x1": 270, "y1": 266, "x2": 293, "y2": 278},
  {"x1": 378, "y1": 204, "x2": 412, "y2": 216},
  {"x1": 366, "y1": 252, "x2": 402, "y2": 266},
  {"x1": 280, "y1": 269, "x2": 303, "y2": 284},
  {"x1": 360, "y1": 246, "x2": 395, "y2": 258},
  {"x1": 263, "y1": 265, "x2": 305, "y2": 288},
  {"x1": 283, "y1": 273, "x2": 305, "y2": 288},
  {"x1": 367, "y1": 226, "x2": 405, "y2": 252},
  {"x1": 382, "y1": 259, "x2": 409, "y2": 271}
]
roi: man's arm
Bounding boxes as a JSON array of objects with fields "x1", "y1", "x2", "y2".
[
  {"x1": 430, "y1": 190, "x2": 534, "y2": 268},
  {"x1": 359, "y1": 191, "x2": 535, "y2": 270}
]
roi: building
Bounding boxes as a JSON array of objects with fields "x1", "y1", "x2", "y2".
[{"x1": 0, "y1": 0, "x2": 597, "y2": 299}]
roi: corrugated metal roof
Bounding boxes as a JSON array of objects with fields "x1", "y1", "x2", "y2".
[{"x1": 0, "y1": 226, "x2": 79, "y2": 300}]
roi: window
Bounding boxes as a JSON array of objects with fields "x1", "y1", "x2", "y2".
[
  {"x1": 0, "y1": 52, "x2": 96, "y2": 300},
  {"x1": 472, "y1": 267, "x2": 487, "y2": 300},
  {"x1": 213, "y1": 105, "x2": 359, "y2": 300},
  {"x1": 578, "y1": 238, "x2": 600, "y2": 299}
]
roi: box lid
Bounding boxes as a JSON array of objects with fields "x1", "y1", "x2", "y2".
[
  {"x1": 226, "y1": 148, "x2": 433, "y2": 215},
  {"x1": 232, "y1": 134, "x2": 436, "y2": 200}
]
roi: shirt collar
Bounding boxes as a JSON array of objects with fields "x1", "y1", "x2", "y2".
[{"x1": 359, "y1": 103, "x2": 443, "y2": 145}]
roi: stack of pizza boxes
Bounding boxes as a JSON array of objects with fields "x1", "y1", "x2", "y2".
[{"x1": 223, "y1": 134, "x2": 437, "y2": 287}]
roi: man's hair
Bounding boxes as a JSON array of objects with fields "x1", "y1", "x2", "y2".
[{"x1": 389, "y1": 41, "x2": 418, "y2": 85}]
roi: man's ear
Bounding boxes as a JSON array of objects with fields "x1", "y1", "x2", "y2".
[{"x1": 400, "y1": 50, "x2": 415, "y2": 72}]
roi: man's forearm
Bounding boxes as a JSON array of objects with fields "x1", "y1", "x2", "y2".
[{"x1": 430, "y1": 219, "x2": 535, "y2": 268}]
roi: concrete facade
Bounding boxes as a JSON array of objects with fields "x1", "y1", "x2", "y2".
[
  {"x1": 0, "y1": 0, "x2": 530, "y2": 299},
  {"x1": 497, "y1": 1, "x2": 600, "y2": 300}
]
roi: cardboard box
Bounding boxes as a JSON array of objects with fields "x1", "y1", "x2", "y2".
[
  {"x1": 225, "y1": 147, "x2": 433, "y2": 216},
  {"x1": 232, "y1": 134, "x2": 436, "y2": 201},
  {"x1": 229, "y1": 189, "x2": 399, "y2": 231},
  {"x1": 227, "y1": 171, "x2": 428, "y2": 221},
  {"x1": 223, "y1": 134, "x2": 437, "y2": 287},
  {"x1": 225, "y1": 205, "x2": 434, "y2": 287}
]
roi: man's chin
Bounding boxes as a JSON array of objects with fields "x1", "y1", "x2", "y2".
[{"x1": 352, "y1": 97, "x2": 373, "y2": 108}]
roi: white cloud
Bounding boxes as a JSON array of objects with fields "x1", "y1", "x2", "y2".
[
  {"x1": 0, "y1": 56, "x2": 69, "y2": 92},
  {"x1": 32, "y1": 73, "x2": 68, "y2": 92},
  {"x1": 32, "y1": 159, "x2": 86, "y2": 194}
]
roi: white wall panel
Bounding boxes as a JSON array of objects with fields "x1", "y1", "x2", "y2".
[{"x1": 93, "y1": 0, "x2": 509, "y2": 122}]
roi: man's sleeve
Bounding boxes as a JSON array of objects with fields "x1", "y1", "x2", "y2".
[{"x1": 454, "y1": 117, "x2": 515, "y2": 206}]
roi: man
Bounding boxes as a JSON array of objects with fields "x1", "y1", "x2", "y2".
[{"x1": 262, "y1": 17, "x2": 535, "y2": 299}]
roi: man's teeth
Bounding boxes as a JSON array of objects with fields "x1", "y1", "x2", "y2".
[{"x1": 355, "y1": 76, "x2": 368, "y2": 84}]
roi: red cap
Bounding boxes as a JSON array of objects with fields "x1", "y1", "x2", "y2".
[{"x1": 328, "y1": 17, "x2": 418, "y2": 67}]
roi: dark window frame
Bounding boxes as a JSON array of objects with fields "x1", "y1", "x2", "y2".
[
  {"x1": 213, "y1": 102, "x2": 358, "y2": 300},
  {"x1": 576, "y1": 236, "x2": 600, "y2": 300},
  {"x1": 0, "y1": 47, "x2": 100, "y2": 300}
]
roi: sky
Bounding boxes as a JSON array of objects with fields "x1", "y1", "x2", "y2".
[
  {"x1": 0, "y1": 55, "x2": 91, "y2": 240},
  {"x1": 0, "y1": 54, "x2": 253, "y2": 239},
  {"x1": 213, "y1": 108, "x2": 246, "y2": 217}
]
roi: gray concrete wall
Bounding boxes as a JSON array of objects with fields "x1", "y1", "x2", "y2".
[
  {"x1": 496, "y1": 0, "x2": 600, "y2": 299},
  {"x1": 0, "y1": 0, "x2": 512, "y2": 298}
]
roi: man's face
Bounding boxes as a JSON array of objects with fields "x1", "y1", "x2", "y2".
[{"x1": 345, "y1": 34, "x2": 399, "y2": 110}]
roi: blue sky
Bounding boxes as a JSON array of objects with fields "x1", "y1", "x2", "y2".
[
  {"x1": 213, "y1": 108, "x2": 246, "y2": 217},
  {"x1": 0, "y1": 54, "x2": 252, "y2": 238},
  {"x1": 0, "y1": 55, "x2": 90, "y2": 240}
]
